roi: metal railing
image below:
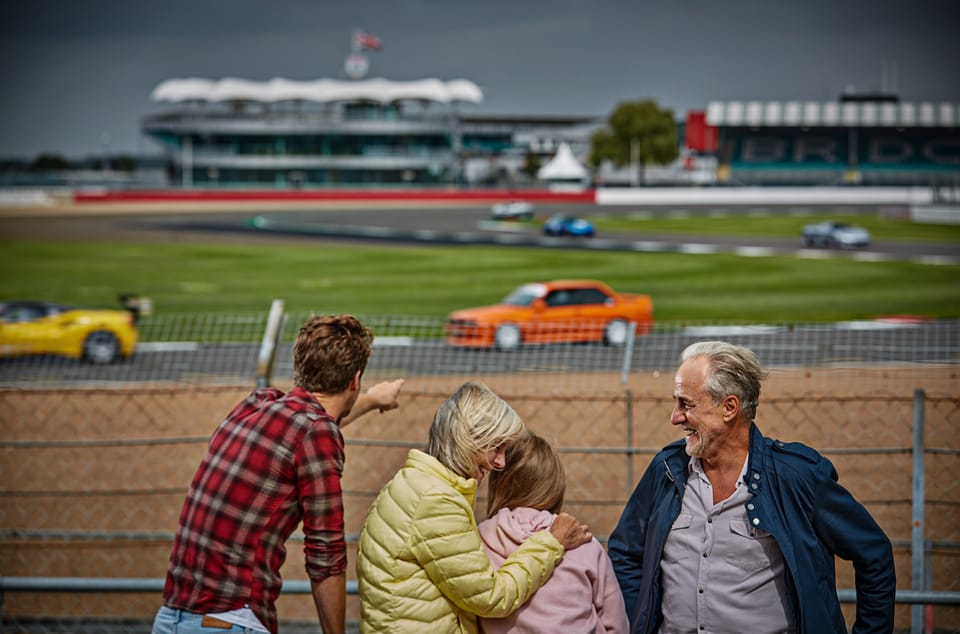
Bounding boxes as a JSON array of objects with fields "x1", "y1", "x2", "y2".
[{"x1": 3, "y1": 576, "x2": 956, "y2": 604}]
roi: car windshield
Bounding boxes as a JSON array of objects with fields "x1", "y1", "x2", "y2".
[{"x1": 503, "y1": 284, "x2": 545, "y2": 306}]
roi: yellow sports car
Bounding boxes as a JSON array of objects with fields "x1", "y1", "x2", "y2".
[{"x1": 0, "y1": 299, "x2": 140, "y2": 364}]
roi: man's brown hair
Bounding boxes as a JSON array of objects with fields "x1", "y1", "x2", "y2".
[
  {"x1": 485, "y1": 432, "x2": 565, "y2": 519},
  {"x1": 293, "y1": 314, "x2": 373, "y2": 393}
]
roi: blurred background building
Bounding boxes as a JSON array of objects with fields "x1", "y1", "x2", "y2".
[
  {"x1": 141, "y1": 77, "x2": 599, "y2": 189},
  {"x1": 704, "y1": 93, "x2": 960, "y2": 186},
  {"x1": 4, "y1": 73, "x2": 956, "y2": 191},
  {"x1": 141, "y1": 76, "x2": 960, "y2": 189}
]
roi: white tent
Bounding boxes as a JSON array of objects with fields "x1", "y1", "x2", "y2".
[{"x1": 537, "y1": 142, "x2": 589, "y2": 181}]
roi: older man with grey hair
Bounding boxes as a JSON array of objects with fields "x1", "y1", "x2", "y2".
[{"x1": 609, "y1": 341, "x2": 895, "y2": 634}]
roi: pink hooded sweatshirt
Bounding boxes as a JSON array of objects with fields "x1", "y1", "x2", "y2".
[{"x1": 478, "y1": 507, "x2": 629, "y2": 634}]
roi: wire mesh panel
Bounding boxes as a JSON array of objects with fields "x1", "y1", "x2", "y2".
[
  {"x1": 277, "y1": 314, "x2": 960, "y2": 396},
  {"x1": 1, "y1": 315, "x2": 958, "y2": 632},
  {"x1": 0, "y1": 312, "x2": 270, "y2": 388}
]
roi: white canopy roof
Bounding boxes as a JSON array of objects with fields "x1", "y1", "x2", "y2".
[
  {"x1": 537, "y1": 142, "x2": 589, "y2": 180},
  {"x1": 151, "y1": 77, "x2": 484, "y2": 105}
]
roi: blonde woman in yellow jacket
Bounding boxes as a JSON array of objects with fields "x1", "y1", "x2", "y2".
[{"x1": 357, "y1": 382, "x2": 592, "y2": 633}]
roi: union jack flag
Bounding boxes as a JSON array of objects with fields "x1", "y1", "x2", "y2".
[{"x1": 353, "y1": 31, "x2": 383, "y2": 51}]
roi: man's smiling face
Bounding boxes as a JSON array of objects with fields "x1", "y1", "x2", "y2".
[{"x1": 671, "y1": 356, "x2": 729, "y2": 460}]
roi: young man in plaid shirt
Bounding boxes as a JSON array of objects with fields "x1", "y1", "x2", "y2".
[{"x1": 152, "y1": 314, "x2": 403, "y2": 634}]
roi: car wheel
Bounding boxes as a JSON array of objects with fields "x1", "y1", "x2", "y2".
[
  {"x1": 494, "y1": 324, "x2": 521, "y2": 351},
  {"x1": 604, "y1": 319, "x2": 630, "y2": 346},
  {"x1": 83, "y1": 330, "x2": 120, "y2": 364}
]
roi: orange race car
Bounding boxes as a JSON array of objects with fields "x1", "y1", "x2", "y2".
[{"x1": 445, "y1": 280, "x2": 653, "y2": 350}]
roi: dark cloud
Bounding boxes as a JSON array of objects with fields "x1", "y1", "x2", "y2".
[{"x1": 0, "y1": 0, "x2": 955, "y2": 158}]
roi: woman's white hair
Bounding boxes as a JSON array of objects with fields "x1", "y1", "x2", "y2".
[{"x1": 426, "y1": 382, "x2": 527, "y2": 479}]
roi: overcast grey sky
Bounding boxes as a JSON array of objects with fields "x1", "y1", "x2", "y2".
[{"x1": 0, "y1": 0, "x2": 956, "y2": 158}]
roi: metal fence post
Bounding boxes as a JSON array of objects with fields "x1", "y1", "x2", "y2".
[
  {"x1": 911, "y1": 388, "x2": 926, "y2": 634},
  {"x1": 255, "y1": 299, "x2": 286, "y2": 388},
  {"x1": 621, "y1": 323, "x2": 637, "y2": 499},
  {"x1": 625, "y1": 388, "x2": 633, "y2": 500},
  {"x1": 620, "y1": 322, "x2": 637, "y2": 385}
]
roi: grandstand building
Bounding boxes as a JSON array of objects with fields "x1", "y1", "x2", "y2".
[
  {"x1": 142, "y1": 77, "x2": 597, "y2": 188},
  {"x1": 142, "y1": 77, "x2": 960, "y2": 189},
  {"x1": 699, "y1": 95, "x2": 960, "y2": 185}
]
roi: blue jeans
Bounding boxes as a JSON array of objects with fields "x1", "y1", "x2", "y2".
[{"x1": 151, "y1": 606, "x2": 260, "y2": 634}]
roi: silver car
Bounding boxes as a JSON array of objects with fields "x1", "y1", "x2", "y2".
[
  {"x1": 491, "y1": 200, "x2": 535, "y2": 221},
  {"x1": 802, "y1": 221, "x2": 871, "y2": 248}
]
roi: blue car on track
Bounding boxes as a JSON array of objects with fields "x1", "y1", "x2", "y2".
[{"x1": 542, "y1": 214, "x2": 595, "y2": 237}]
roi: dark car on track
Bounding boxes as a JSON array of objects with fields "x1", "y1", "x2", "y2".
[
  {"x1": 802, "y1": 221, "x2": 872, "y2": 248},
  {"x1": 542, "y1": 214, "x2": 595, "y2": 237}
]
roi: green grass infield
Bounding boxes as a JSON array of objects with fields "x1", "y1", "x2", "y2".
[{"x1": 2, "y1": 239, "x2": 958, "y2": 323}]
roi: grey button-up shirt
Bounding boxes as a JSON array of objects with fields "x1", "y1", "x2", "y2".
[{"x1": 658, "y1": 456, "x2": 795, "y2": 634}]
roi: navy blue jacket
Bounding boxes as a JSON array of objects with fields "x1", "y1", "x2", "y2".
[{"x1": 608, "y1": 424, "x2": 895, "y2": 634}]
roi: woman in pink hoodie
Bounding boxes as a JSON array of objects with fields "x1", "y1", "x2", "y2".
[{"x1": 477, "y1": 433, "x2": 629, "y2": 634}]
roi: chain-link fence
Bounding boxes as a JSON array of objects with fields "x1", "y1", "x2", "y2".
[
  {"x1": 3, "y1": 312, "x2": 956, "y2": 396},
  {"x1": 1, "y1": 312, "x2": 958, "y2": 633}
]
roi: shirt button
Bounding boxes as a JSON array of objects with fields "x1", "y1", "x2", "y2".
[
  {"x1": 752, "y1": 517, "x2": 761, "y2": 526},
  {"x1": 747, "y1": 503, "x2": 755, "y2": 510},
  {"x1": 702, "y1": 552, "x2": 708, "y2": 558},
  {"x1": 707, "y1": 517, "x2": 713, "y2": 523},
  {"x1": 698, "y1": 588, "x2": 704, "y2": 594},
  {"x1": 699, "y1": 626, "x2": 705, "y2": 631},
  {"x1": 751, "y1": 483, "x2": 758, "y2": 490},
  {"x1": 753, "y1": 473, "x2": 760, "y2": 480}
]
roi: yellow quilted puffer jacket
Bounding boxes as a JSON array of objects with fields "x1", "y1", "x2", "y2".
[{"x1": 357, "y1": 449, "x2": 564, "y2": 633}]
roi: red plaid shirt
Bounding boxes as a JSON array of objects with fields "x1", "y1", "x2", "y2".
[{"x1": 162, "y1": 387, "x2": 346, "y2": 633}]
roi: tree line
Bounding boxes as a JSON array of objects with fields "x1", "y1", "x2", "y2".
[{"x1": 0, "y1": 153, "x2": 139, "y2": 173}]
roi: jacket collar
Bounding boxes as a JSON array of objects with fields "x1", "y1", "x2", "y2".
[
  {"x1": 406, "y1": 449, "x2": 478, "y2": 505},
  {"x1": 662, "y1": 423, "x2": 767, "y2": 490},
  {"x1": 662, "y1": 442, "x2": 689, "y2": 492},
  {"x1": 745, "y1": 422, "x2": 766, "y2": 490}
]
